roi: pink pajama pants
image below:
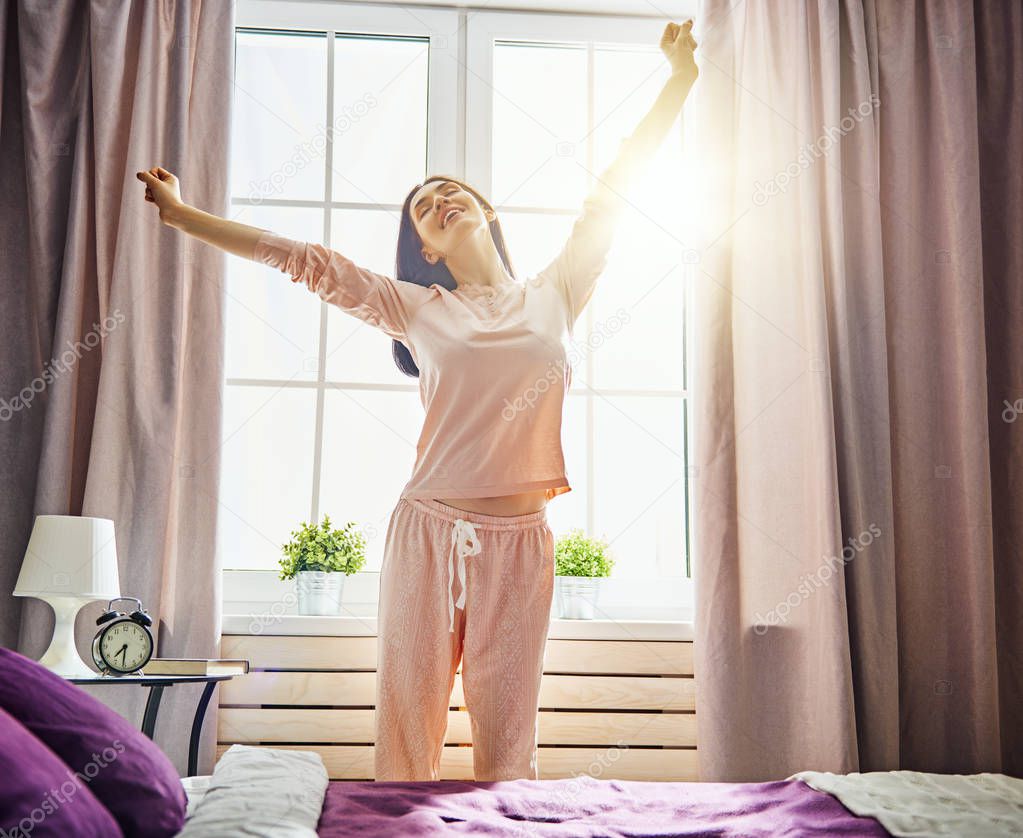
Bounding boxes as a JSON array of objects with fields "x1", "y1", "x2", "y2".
[{"x1": 374, "y1": 496, "x2": 555, "y2": 782}]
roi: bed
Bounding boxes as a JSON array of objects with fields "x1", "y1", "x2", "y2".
[
  {"x1": 2, "y1": 641, "x2": 1020, "y2": 837},
  {"x1": 176, "y1": 745, "x2": 1023, "y2": 837}
]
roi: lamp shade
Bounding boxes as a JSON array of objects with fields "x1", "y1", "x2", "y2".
[{"x1": 14, "y1": 515, "x2": 121, "y2": 600}]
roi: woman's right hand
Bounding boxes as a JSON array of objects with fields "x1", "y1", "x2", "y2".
[
  {"x1": 660, "y1": 20, "x2": 698, "y2": 80},
  {"x1": 136, "y1": 167, "x2": 184, "y2": 225}
]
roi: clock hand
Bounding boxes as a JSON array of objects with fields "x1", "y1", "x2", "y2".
[{"x1": 116, "y1": 644, "x2": 127, "y2": 663}]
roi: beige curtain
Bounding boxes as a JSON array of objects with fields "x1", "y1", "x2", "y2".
[
  {"x1": 690, "y1": 0, "x2": 1022, "y2": 780},
  {"x1": 0, "y1": 0, "x2": 233, "y2": 776}
]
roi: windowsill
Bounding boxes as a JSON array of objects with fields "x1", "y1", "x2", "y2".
[
  {"x1": 222, "y1": 613, "x2": 693, "y2": 641},
  {"x1": 222, "y1": 569, "x2": 694, "y2": 641}
]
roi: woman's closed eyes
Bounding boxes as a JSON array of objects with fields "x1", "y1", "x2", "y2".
[{"x1": 418, "y1": 184, "x2": 460, "y2": 222}]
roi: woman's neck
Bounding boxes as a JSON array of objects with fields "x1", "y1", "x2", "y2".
[{"x1": 444, "y1": 228, "x2": 511, "y2": 288}]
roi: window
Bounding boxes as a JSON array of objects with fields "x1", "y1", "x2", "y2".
[{"x1": 223, "y1": 1, "x2": 695, "y2": 621}]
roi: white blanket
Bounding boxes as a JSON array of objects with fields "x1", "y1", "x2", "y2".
[
  {"x1": 175, "y1": 745, "x2": 329, "y2": 837},
  {"x1": 788, "y1": 769, "x2": 1023, "y2": 837}
]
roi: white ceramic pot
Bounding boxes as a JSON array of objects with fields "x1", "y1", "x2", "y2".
[
  {"x1": 295, "y1": 571, "x2": 345, "y2": 616},
  {"x1": 555, "y1": 576, "x2": 601, "y2": 620}
]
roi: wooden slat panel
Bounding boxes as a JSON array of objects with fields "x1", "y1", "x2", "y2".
[
  {"x1": 216, "y1": 743, "x2": 698, "y2": 781},
  {"x1": 544, "y1": 640, "x2": 692, "y2": 675},
  {"x1": 221, "y1": 635, "x2": 376, "y2": 670},
  {"x1": 221, "y1": 671, "x2": 695, "y2": 711},
  {"x1": 219, "y1": 708, "x2": 696, "y2": 746},
  {"x1": 221, "y1": 635, "x2": 693, "y2": 676}
]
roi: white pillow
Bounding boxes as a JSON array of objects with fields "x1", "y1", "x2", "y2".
[{"x1": 176, "y1": 745, "x2": 328, "y2": 837}]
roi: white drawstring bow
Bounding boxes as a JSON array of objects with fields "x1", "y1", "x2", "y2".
[{"x1": 448, "y1": 518, "x2": 481, "y2": 632}]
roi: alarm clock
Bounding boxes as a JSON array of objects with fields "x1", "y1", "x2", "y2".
[{"x1": 92, "y1": 597, "x2": 155, "y2": 676}]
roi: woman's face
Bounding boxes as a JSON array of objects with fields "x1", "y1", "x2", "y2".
[{"x1": 410, "y1": 179, "x2": 495, "y2": 263}]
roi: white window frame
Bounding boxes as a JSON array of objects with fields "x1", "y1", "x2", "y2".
[{"x1": 226, "y1": 0, "x2": 695, "y2": 623}]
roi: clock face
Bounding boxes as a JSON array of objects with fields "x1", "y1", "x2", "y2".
[{"x1": 99, "y1": 621, "x2": 152, "y2": 672}]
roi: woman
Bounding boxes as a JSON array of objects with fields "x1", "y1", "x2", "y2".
[{"x1": 138, "y1": 19, "x2": 698, "y2": 782}]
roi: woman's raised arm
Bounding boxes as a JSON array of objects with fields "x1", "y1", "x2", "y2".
[
  {"x1": 166, "y1": 204, "x2": 268, "y2": 262},
  {"x1": 533, "y1": 21, "x2": 698, "y2": 329},
  {"x1": 136, "y1": 167, "x2": 266, "y2": 260},
  {"x1": 623, "y1": 21, "x2": 698, "y2": 170},
  {"x1": 587, "y1": 20, "x2": 698, "y2": 208},
  {"x1": 136, "y1": 167, "x2": 434, "y2": 341}
]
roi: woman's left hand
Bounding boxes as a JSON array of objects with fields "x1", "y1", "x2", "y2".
[{"x1": 660, "y1": 19, "x2": 698, "y2": 79}]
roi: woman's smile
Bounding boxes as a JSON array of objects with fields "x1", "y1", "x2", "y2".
[{"x1": 441, "y1": 206, "x2": 464, "y2": 228}]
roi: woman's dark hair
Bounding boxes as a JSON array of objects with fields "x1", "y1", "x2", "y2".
[{"x1": 390, "y1": 175, "x2": 517, "y2": 377}]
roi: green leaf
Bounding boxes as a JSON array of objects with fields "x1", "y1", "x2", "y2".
[
  {"x1": 553, "y1": 528, "x2": 615, "y2": 577},
  {"x1": 277, "y1": 515, "x2": 368, "y2": 580}
]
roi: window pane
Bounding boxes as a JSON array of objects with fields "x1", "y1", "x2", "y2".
[
  {"x1": 319, "y1": 389, "x2": 425, "y2": 572},
  {"x1": 226, "y1": 204, "x2": 324, "y2": 382},
  {"x1": 332, "y1": 35, "x2": 428, "y2": 205},
  {"x1": 593, "y1": 46, "x2": 670, "y2": 168},
  {"x1": 592, "y1": 45, "x2": 687, "y2": 228},
  {"x1": 593, "y1": 44, "x2": 687, "y2": 210},
  {"x1": 590, "y1": 46, "x2": 687, "y2": 390},
  {"x1": 233, "y1": 31, "x2": 327, "y2": 203},
  {"x1": 593, "y1": 395, "x2": 686, "y2": 578},
  {"x1": 324, "y1": 209, "x2": 407, "y2": 385},
  {"x1": 547, "y1": 390, "x2": 588, "y2": 539},
  {"x1": 492, "y1": 42, "x2": 587, "y2": 209},
  {"x1": 219, "y1": 385, "x2": 316, "y2": 570},
  {"x1": 495, "y1": 209, "x2": 575, "y2": 283},
  {"x1": 590, "y1": 208, "x2": 686, "y2": 390}
]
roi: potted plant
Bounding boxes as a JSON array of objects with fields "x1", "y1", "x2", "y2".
[
  {"x1": 278, "y1": 515, "x2": 367, "y2": 616},
  {"x1": 553, "y1": 528, "x2": 615, "y2": 620}
]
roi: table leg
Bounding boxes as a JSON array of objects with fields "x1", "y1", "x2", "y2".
[
  {"x1": 188, "y1": 681, "x2": 218, "y2": 777},
  {"x1": 141, "y1": 685, "x2": 165, "y2": 738}
]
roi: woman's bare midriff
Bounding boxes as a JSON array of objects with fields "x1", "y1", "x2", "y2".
[{"x1": 434, "y1": 489, "x2": 548, "y2": 517}]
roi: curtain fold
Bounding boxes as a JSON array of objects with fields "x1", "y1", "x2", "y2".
[
  {"x1": 0, "y1": 0, "x2": 233, "y2": 776},
  {"x1": 689, "y1": 0, "x2": 1021, "y2": 781}
]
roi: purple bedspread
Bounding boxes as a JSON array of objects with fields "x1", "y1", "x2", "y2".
[{"x1": 315, "y1": 775, "x2": 891, "y2": 837}]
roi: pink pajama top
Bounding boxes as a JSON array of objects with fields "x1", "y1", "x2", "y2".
[{"x1": 253, "y1": 136, "x2": 644, "y2": 503}]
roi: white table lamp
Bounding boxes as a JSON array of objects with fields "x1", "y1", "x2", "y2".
[{"x1": 13, "y1": 515, "x2": 121, "y2": 678}]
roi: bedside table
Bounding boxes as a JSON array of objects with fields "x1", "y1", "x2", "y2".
[{"x1": 68, "y1": 672, "x2": 243, "y2": 776}]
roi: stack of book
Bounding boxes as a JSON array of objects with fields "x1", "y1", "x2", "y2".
[{"x1": 141, "y1": 658, "x2": 249, "y2": 677}]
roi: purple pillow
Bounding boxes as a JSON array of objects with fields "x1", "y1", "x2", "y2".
[
  {"x1": 0, "y1": 705, "x2": 124, "y2": 837},
  {"x1": 0, "y1": 647, "x2": 187, "y2": 837}
]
